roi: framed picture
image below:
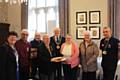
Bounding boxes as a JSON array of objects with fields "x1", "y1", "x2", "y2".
[
  {"x1": 89, "y1": 11, "x2": 101, "y2": 24},
  {"x1": 76, "y1": 12, "x2": 87, "y2": 25},
  {"x1": 89, "y1": 26, "x2": 100, "y2": 39},
  {"x1": 76, "y1": 26, "x2": 87, "y2": 39}
]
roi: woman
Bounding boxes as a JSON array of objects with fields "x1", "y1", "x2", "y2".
[
  {"x1": 79, "y1": 31, "x2": 99, "y2": 80},
  {"x1": 0, "y1": 31, "x2": 19, "y2": 80},
  {"x1": 37, "y1": 34, "x2": 55, "y2": 80},
  {"x1": 61, "y1": 34, "x2": 79, "y2": 80}
]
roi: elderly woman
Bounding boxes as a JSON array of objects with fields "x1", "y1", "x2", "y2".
[
  {"x1": 0, "y1": 31, "x2": 19, "y2": 80},
  {"x1": 79, "y1": 31, "x2": 99, "y2": 80},
  {"x1": 37, "y1": 34, "x2": 55, "y2": 80},
  {"x1": 60, "y1": 34, "x2": 79, "y2": 80}
]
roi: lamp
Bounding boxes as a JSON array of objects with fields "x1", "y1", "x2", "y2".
[{"x1": 0, "y1": 0, "x2": 28, "y2": 5}]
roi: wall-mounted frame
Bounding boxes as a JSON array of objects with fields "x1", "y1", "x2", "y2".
[
  {"x1": 76, "y1": 26, "x2": 87, "y2": 39},
  {"x1": 76, "y1": 12, "x2": 87, "y2": 25},
  {"x1": 89, "y1": 26, "x2": 100, "y2": 39},
  {"x1": 89, "y1": 11, "x2": 101, "y2": 24}
]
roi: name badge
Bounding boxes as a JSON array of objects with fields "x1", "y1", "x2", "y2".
[{"x1": 103, "y1": 51, "x2": 107, "y2": 55}]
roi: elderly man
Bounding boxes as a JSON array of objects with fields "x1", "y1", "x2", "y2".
[
  {"x1": 50, "y1": 27, "x2": 65, "y2": 80},
  {"x1": 100, "y1": 27, "x2": 119, "y2": 80},
  {"x1": 79, "y1": 31, "x2": 99, "y2": 80},
  {"x1": 15, "y1": 29, "x2": 31, "y2": 80}
]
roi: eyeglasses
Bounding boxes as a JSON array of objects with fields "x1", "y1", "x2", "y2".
[{"x1": 22, "y1": 33, "x2": 28, "y2": 36}]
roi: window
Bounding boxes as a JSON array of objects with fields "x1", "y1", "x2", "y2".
[{"x1": 28, "y1": 0, "x2": 59, "y2": 40}]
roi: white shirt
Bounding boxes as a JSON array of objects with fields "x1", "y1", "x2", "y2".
[{"x1": 62, "y1": 44, "x2": 72, "y2": 59}]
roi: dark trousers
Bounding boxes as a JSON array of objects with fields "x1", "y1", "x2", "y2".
[
  {"x1": 63, "y1": 64, "x2": 78, "y2": 80},
  {"x1": 19, "y1": 69, "x2": 29, "y2": 80},
  {"x1": 102, "y1": 66, "x2": 117, "y2": 80},
  {"x1": 54, "y1": 63, "x2": 62, "y2": 80},
  {"x1": 82, "y1": 72, "x2": 96, "y2": 80},
  {"x1": 31, "y1": 58, "x2": 38, "y2": 78},
  {"x1": 39, "y1": 72, "x2": 54, "y2": 80}
]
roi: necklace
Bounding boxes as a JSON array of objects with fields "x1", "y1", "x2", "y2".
[{"x1": 54, "y1": 36, "x2": 62, "y2": 49}]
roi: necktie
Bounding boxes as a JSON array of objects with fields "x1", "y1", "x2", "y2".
[{"x1": 57, "y1": 37, "x2": 59, "y2": 43}]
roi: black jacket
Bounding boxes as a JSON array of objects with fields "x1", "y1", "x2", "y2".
[
  {"x1": 30, "y1": 39, "x2": 43, "y2": 48},
  {"x1": 0, "y1": 43, "x2": 18, "y2": 80},
  {"x1": 37, "y1": 42, "x2": 55, "y2": 75},
  {"x1": 100, "y1": 37, "x2": 119, "y2": 67},
  {"x1": 50, "y1": 36, "x2": 65, "y2": 57}
]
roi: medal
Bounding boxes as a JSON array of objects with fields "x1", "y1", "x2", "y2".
[
  {"x1": 56, "y1": 45, "x2": 60, "y2": 49},
  {"x1": 103, "y1": 51, "x2": 107, "y2": 55},
  {"x1": 54, "y1": 36, "x2": 61, "y2": 49}
]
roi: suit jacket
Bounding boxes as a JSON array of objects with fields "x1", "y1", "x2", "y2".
[
  {"x1": 0, "y1": 43, "x2": 18, "y2": 80},
  {"x1": 30, "y1": 39, "x2": 43, "y2": 48},
  {"x1": 50, "y1": 35, "x2": 65, "y2": 57},
  {"x1": 100, "y1": 37, "x2": 119, "y2": 68},
  {"x1": 37, "y1": 42, "x2": 55, "y2": 75},
  {"x1": 30, "y1": 39, "x2": 43, "y2": 59}
]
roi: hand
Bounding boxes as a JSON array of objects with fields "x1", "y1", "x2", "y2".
[
  {"x1": 87, "y1": 61, "x2": 91, "y2": 66},
  {"x1": 51, "y1": 57, "x2": 63, "y2": 62}
]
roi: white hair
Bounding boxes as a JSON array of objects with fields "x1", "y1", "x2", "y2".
[
  {"x1": 21, "y1": 29, "x2": 28, "y2": 33},
  {"x1": 54, "y1": 27, "x2": 60, "y2": 32},
  {"x1": 83, "y1": 30, "x2": 91, "y2": 38}
]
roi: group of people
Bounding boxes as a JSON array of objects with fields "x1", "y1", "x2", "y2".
[{"x1": 0, "y1": 26, "x2": 119, "y2": 80}]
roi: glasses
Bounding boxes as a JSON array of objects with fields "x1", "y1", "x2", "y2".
[{"x1": 22, "y1": 33, "x2": 28, "y2": 36}]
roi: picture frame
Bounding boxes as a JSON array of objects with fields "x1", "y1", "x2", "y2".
[
  {"x1": 89, "y1": 26, "x2": 100, "y2": 39},
  {"x1": 76, "y1": 26, "x2": 87, "y2": 39},
  {"x1": 89, "y1": 11, "x2": 101, "y2": 24},
  {"x1": 76, "y1": 12, "x2": 87, "y2": 25}
]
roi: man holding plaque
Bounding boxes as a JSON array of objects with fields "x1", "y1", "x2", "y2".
[
  {"x1": 100, "y1": 27, "x2": 119, "y2": 80},
  {"x1": 50, "y1": 27, "x2": 65, "y2": 80}
]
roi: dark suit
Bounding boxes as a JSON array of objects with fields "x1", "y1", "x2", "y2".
[
  {"x1": 100, "y1": 37, "x2": 119, "y2": 80},
  {"x1": 50, "y1": 36, "x2": 65, "y2": 80},
  {"x1": 37, "y1": 42, "x2": 55, "y2": 80},
  {"x1": 0, "y1": 43, "x2": 19, "y2": 80}
]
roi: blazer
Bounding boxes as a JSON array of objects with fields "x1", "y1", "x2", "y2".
[
  {"x1": 37, "y1": 42, "x2": 55, "y2": 75},
  {"x1": 100, "y1": 37, "x2": 119, "y2": 68},
  {"x1": 50, "y1": 35, "x2": 65, "y2": 57},
  {"x1": 30, "y1": 39, "x2": 43, "y2": 48},
  {"x1": 0, "y1": 43, "x2": 18, "y2": 80},
  {"x1": 61, "y1": 42, "x2": 80, "y2": 68}
]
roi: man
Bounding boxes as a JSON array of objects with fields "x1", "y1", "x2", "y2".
[
  {"x1": 100, "y1": 27, "x2": 119, "y2": 80},
  {"x1": 15, "y1": 29, "x2": 31, "y2": 80},
  {"x1": 50, "y1": 27, "x2": 65, "y2": 80},
  {"x1": 30, "y1": 32, "x2": 43, "y2": 79}
]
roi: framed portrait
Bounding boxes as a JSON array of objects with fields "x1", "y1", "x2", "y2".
[
  {"x1": 76, "y1": 12, "x2": 87, "y2": 25},
  {"x1": 89, "y1": 26, "x2": 100, "y2": 39},
  {"x1": 76, "y1": 26, "x2": 87, "y2": 39},
  {"x1": 89, "y1": 11, "x2": 101, "y2": 24}
]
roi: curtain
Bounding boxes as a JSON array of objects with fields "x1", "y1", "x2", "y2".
[
  {"x1": 21, "y1": 3, "x2": 28, "y2": 29},
  {"x1": 109, "y1": 0, "x2": 120, "y2": 39},
  {"x1": 59, "y1": 0, "x2": 69, "y2": 37},
  {"x1": 21, "y1": 0, "x2": 69, "y2": 35}
]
